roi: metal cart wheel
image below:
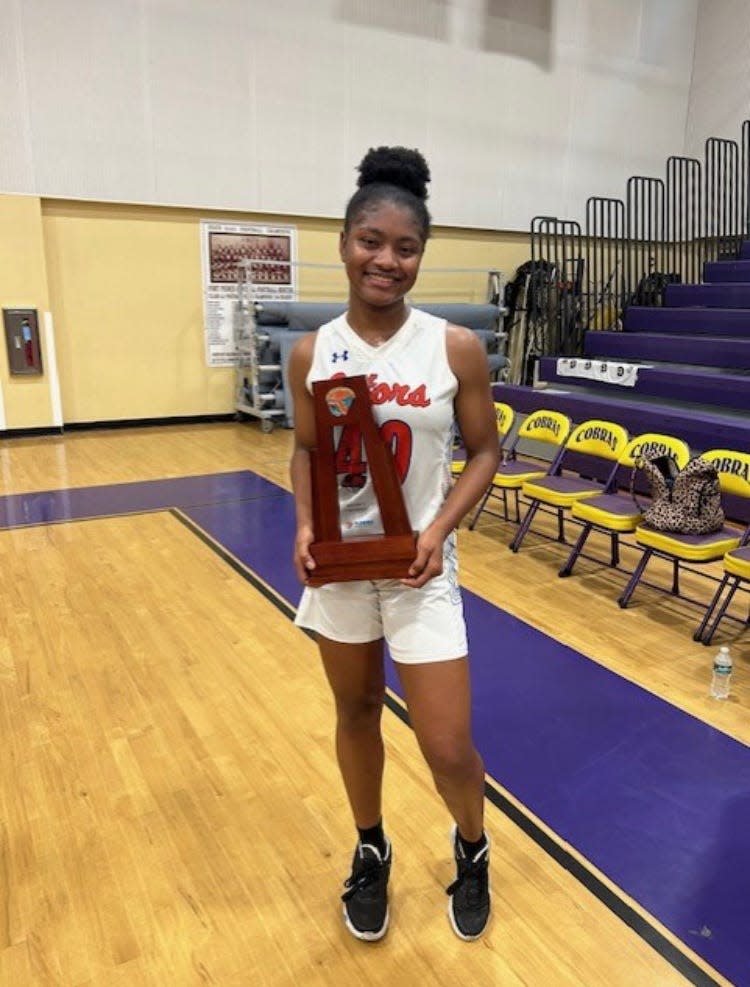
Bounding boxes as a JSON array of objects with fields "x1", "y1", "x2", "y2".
[{"x1": 261, "y1": 418, "x2": 274, "y2": 434}]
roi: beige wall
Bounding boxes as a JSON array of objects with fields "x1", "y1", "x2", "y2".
[
  {"x1": 0, "y1": 194, "x2": 531, "y2": 428},
  {"x1": 0, "y1": 195, "x2": 54, "y2": 429},
  {"x1": 42, "y1": 200, "x2": 236, "y2": 424}
]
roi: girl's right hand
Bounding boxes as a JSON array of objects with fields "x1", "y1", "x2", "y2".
[{"x1": 294, "y1": 524, "x2": 316, "y2": 584}]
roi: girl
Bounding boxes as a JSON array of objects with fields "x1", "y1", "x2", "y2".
[{"x1": 289, "y1": 146, "x2": 500, "y2": 942}]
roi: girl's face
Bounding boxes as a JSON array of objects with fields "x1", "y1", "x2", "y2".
[{"x1": 339, "y1": 200, "x2": 425, "y2": 310}]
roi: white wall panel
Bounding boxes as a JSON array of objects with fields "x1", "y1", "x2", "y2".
[
  {"x1": 0, "y1": 0, "x2": 701, "y2": 230},
  {"x1": 562, "y1": 0, "x2": 696, "y2": 220},
  {"x1": 19, "y1": 0, "x2": 154, "y2": 201},
  {"x1": 146, "y1": 1, "x2": 257, "y2": 208},
  {"x1": 251, "y1": 27, "x2": 354, "y2": 217},
  {"x1": 0, "y1": 0, "x2": 34, "y2": 190},
  {"x1": 685, "y1": 0, "x2": 750, "y2": 161}
]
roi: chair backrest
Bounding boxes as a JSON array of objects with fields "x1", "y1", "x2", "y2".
[
  {"x1": 700, "y1": 449, "x2": 750, "y2": 526},
  {"x1": 557, "y1": 418, "x2": 629, "y2": 485},
  {"x1": 515, "y1": 409, "x2": 571, "y2": 446},
  {"x1": 614, "y1": 432, "x2": 691, "y2": 492},
  {"x1": 620, "y1": 432, "x2": 691, "y2": 469},
  {"x1": 508, "y1": 409, "x2": 571, "y2": 468},
  {"x1": 493, "y1": 402, "x2": 515, "y2": 445}
]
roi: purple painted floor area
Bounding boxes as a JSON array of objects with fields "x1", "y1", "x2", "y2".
[
  {"x1": 186, "y1": 498, "x2": 301, "y2": 604},
  {"x1": 183, "y1": 492, "x2": 750, "y2": 987},
  {"x1": 0, "y1": 471, "x2": 280, "y2": 528}
]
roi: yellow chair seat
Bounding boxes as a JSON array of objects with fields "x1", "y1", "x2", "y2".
[
  {"x1": 725, "y1": 547, "x2": 750, "y2": 579},
  {"x1": 571, "y1": 494, "x2": 643, "y2": 532},
  {"x1": 490, "y1": 468, "x2": 546, "y2": 489},
  {"x1": 635, "y1": 525, "x2": 741, "y2": 562},
  {"x1": 521, "y1": 476, "x2": 604, "y2": 508}
]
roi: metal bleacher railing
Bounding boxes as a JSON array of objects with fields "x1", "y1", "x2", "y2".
[{"x1": 510, "y1": 118, "x2": 750, "y2": 385}]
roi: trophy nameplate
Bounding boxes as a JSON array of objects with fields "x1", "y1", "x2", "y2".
[{"x1": 307, "y1": 375, "x2": 417, "y2": 586}]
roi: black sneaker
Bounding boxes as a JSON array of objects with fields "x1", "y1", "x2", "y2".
[
  {"x1": 446, "y1": 826, "x2": 491, "y2": 940},
  {"x1": 341, "y1": 838, "x2": 391, "y2": 941}
]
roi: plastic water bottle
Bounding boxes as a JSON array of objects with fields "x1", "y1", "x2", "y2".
[{"x1": 710, "y1": 646, "x2": 732, "y2": 700}]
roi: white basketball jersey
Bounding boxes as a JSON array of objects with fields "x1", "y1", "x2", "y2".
[{"x1": 306, "y1": 308, "x2": 458, "y2": 537}]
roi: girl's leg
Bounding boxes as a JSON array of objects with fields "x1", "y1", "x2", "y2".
[
  {"x1": 395, "y1": 656, "x2": 490, "y2": 941},
  {"x1": 394, "y1": 657, "x2": 484, "y2": 840},
  {"x1": 317, "y1": 634, "x2": 391, "y2": 941},
  {"x1": 317, "y1": 633, "x2": 386, "y2": 827}
]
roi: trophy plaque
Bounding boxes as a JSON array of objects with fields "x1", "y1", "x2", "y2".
[{"x1": 307, "y1": 375, "x2": 417, "y2": 586}]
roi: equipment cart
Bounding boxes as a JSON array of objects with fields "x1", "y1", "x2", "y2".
[{"x1": 234, "y1": 260, "x2": 286, "y2": 432}]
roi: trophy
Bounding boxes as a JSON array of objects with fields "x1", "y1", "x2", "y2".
[{"x1": 307, "y1": 375, "x2": 417, "y2": 586}]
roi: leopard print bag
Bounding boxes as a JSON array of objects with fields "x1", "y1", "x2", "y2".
[{"x1": 630, "y1": 453, "x2": 725, "y2": 535}]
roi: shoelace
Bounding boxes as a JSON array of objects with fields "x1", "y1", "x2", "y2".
[
  {"x1": 341, "y1": 846, "x2": 387, "y2": 902},
  {"x1": 447, "y1": 850, "x2": 489, "y2": 907}
]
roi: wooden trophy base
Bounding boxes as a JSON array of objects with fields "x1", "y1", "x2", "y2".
[{"x1": 307, "y1": 532, "x2": 418, "y2": 587}]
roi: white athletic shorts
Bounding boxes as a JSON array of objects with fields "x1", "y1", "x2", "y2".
[{"x1": 294, "y1": 539, "x2": 467, "y2": 665}]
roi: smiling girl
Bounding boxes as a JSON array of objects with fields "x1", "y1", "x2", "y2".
[{"x1": 288, "y1": 146, "x2": 499, "y2": 943}]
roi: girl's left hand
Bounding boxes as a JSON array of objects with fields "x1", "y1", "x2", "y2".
[{"x1": 400, "y1": 524, "x2": 446, "y2": 588}]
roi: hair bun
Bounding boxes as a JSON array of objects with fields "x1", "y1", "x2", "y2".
[{"x1": 357, "y1": 146, "x2": 430, "y2": 201}]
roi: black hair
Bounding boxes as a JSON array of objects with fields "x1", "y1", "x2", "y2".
[{"x1": 343, "y1": 146, "x2": 432, "y2": 242}]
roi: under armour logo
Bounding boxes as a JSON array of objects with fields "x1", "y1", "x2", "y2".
[{"x1": 332, "y1": 350, "x2": 349, "y2": 363}]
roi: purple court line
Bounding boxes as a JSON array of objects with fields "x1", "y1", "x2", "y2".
[
  {"x1": 0, "y1": 471, "x2": 281, "y2": 528},
  {"x1": 182, "y1": 493, "x2": 750, "y2": 987}
]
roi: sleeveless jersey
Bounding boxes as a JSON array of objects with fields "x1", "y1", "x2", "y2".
[{"x1": 306, "y1": 308, "x2": 457, "y2": 537}]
